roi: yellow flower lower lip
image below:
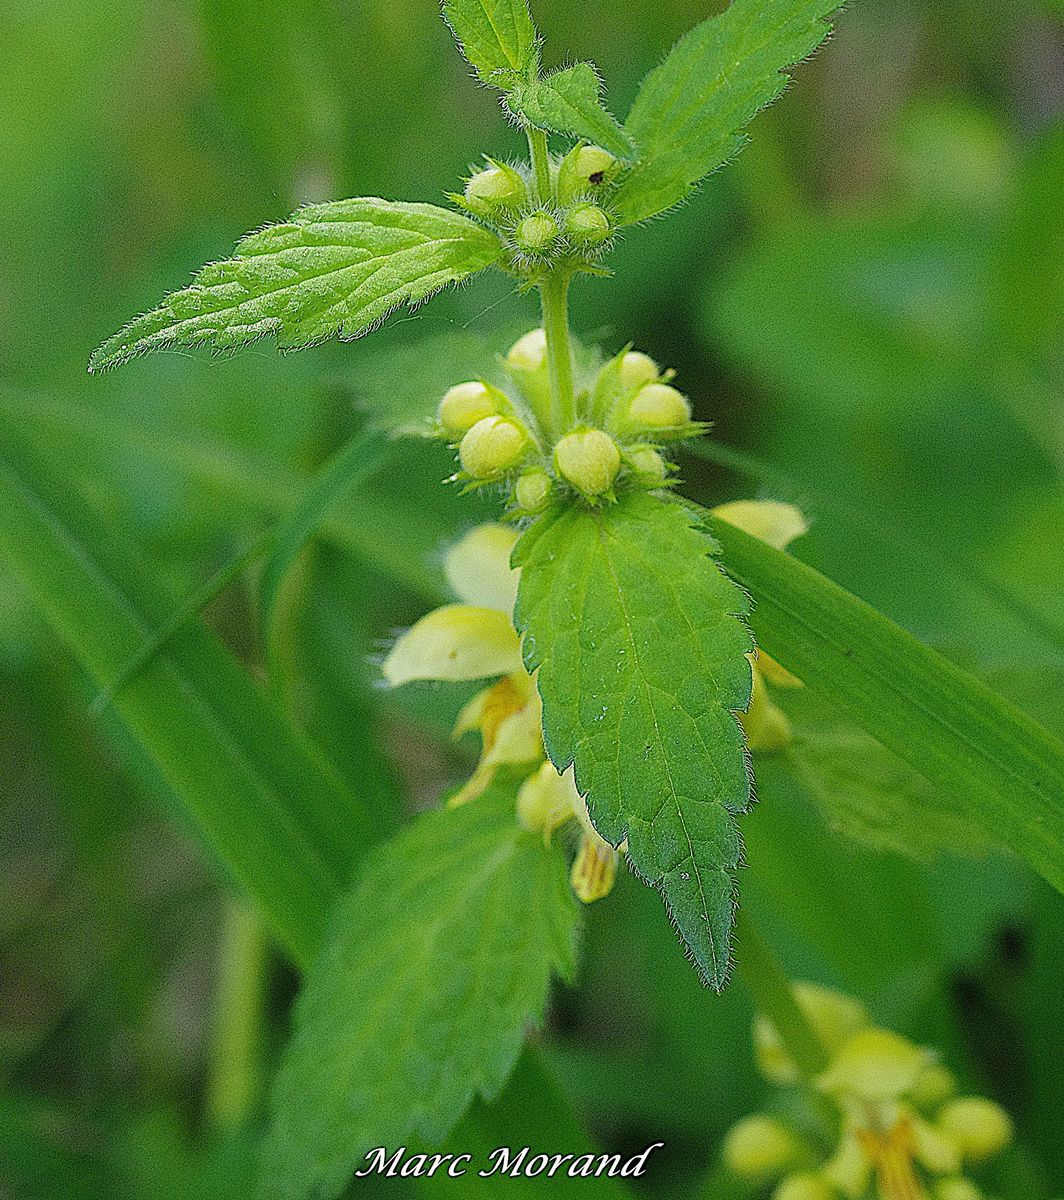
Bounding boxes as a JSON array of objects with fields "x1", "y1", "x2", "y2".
[{"x1": 381, "y1": 604, "x2": 524, "y2": 685}]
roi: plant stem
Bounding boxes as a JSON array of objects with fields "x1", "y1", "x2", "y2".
[
  {"x1": 733, "y1": 907, "x2": 829, "y2": 1077},
  {"x1": 527, "y1": 126, "x2": 552, "y2": 204},
  {"x1": 206, "y1": 899, "x2": 268, "y2": 1131},
  {"x1": 539, "y1": 270, "x2": 576, "y2": 435}
]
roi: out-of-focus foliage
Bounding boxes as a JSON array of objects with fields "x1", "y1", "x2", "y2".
[{"x1": 2, "y1": 0, "x2": 1063, "y2": 1198}]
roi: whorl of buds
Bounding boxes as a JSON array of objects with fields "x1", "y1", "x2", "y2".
[
  {"x1": 565, "y1": 203, "x2": 611, "y2": 247},
  {"x1": 722, "y1": 1115, "x2": 802, "y2": 1183},
  {"x1": 515, "y1": 468, "x2": 552, "y2": 513},
  {"x1": 627, "y1": 382, "x2": 692, "y2": 429},
  {"x1": 558, "y1": 144, "x2": 618, "y2": 202},
  {"x1": 463, "y1": 163, "x2": 526, "y2": 217},
  {"x1": 515, "y1": 211, "x2": 559, "y2": 254},
  {"x1": 459, "y1": 415, "x2": 529, "y2": 479},
  {"x1": 554, "y1": 428, "x2": 620, "y2": 497},
  {"x1": 937, "y1": 1098, "x2": 1013, "y2": 1163},
  {"x1": 438, "y1": 381, "x2": 499, "y2": 435}
]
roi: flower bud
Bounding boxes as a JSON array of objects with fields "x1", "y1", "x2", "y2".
[
  {"x1": 626, "y1": 446, "x2": 668, "y2": 486},
  {"x1": 773, "y1": 1174, "x2": 835, "y2": 1200},
  {"x1": 517, "y1": 761, "x2": 576, "y2": 839},
  {"x1": 937, "y1": 1098, "x2": 1012, "y2": 1163},
  {"x1": 627, "y1": 382, "x2": 692, "y2": 429},
  {"x1": 515, "y1": 211, "x2": 559, "y2": 254},
  {"x1": 617, "y1": 350, "x2": 659, "y2": 394},
  {"x1": 554, "y1": 428, "x2": 620, "y2": 497},
  {"x1": 722, "y1": 1115, "x2": 802, "y2": 1183},
  {"x1": 506, "y1": 328, "x2": 547, "y2": 374},
  {"x1": 910, "y1": 1063, "x2": 957, "y2": 1111},
  {"x1": 515, "y1": 468, "x2": 552, "y2": 513},
  {"x1": 571, "y1": 831, "x2": 618, "y2": 903},
  {"x1": 756, "y1": 984, "x2": 869, "y2": 1085},
  {"x1": 933, "y1": 1180, "x2": 983, "y2": 1200},
  {"x1": 459, "y1": 415, "x2": 528, "y2": 479},
  {"x1": 464, "y1": 163, "x2": 526, "y2": 216},
  {"x1": 558, "y1": 144, "x2": 618, "y2": 201},
  {"x1": 438, "y1": 381, "x2": 500, "y2": 435},
  {"x1": 817, "y1": 1029, "x2": 932, "y2": 1104},
  {"x1": 565, "y1": 203, "x2": 611, "y2": 247}
]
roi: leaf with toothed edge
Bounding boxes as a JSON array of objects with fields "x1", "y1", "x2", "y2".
[
  {"x1": 614, "y1": 0, "x2": 840, "y2": 225},
  {"x1": 508, "y1": 64, "x2": 637, "y2": 161},
  {"x1": 442, "y1": 0, "x2": 539, "y2": 89},
  {"x1": 514, "y1": 492, "x2": 754, "y2": 988},
  {"x1": 88, "y1": 199, "x2": 503, "y2": 372}
]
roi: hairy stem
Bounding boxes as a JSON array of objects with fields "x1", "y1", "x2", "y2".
[
  {"x1": 207, "y1": 899, "x2": 268, "y2": 1131},
  {"x1": 733, "y1": 907, "x2": 829, "y2": 1077},
  {"x1": 527, "y1": 126, "x2": 552, "y2": 204}
]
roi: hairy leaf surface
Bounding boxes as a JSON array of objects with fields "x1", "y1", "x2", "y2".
[
  {"x1": 614, "y1": 0, "x2": 838, "y2": 224},
  {"x1": 89, "y1": 199, "x2": 503, "y2": 371},
  {"x1": 509, "y1": 64, "x2": 635, "y2": 161},
  {"x1": 442, "y1": 0, "x2": 538, "y2": 88},
  {"x1": 514, "y1": 493, "x2": 753, "y2": 988},
  {"x1": 262, "y1": 786, "x2": 578, "y2": 1200}
]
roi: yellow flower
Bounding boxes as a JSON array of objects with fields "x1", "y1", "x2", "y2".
[
  {"x1": 711, "y1": 500, "x2": 807, "y2": 753},
  {"x1": 382, "y1": 523, "x2": 621, "y2": 902}
]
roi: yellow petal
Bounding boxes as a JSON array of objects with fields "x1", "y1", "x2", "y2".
[
  {"x1": 485, "y1": 694, "x2": 543, "y2": 767},
  {"x1": 910, "y1": 1111, "x2": 961, "y2": 1176},
  {"x1": 713, "y1": 500, "x2": 809, "y2": 550},
  {"x1": 381, "y1": 604, "x2": 522, "y2": 685},
  {"x1": 818, "y1": 1030, "x2": 933, "y2": 1105},
  {"x1": 453, "y1": 687, "x2": 491, "y2": 740},
  {"x1": 742, "y1": 668, "x2": 793, "y2": 754},
  {"x1": 822, "y1": 1129, "x2": 873, "y2": 1199},
  {"x1": 517, "y1": 761, "x2": 577, "y2": 840},
  {"x1": 444, "y1": 524, "x2": 520, "y2": 614},
  {"x1": 571, "y1": 832, "x2": 619, "y2": 903}
]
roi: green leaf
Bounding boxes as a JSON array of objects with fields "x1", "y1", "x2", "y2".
[
  {"x1": 704, "y1": 510, "x2": 1064, "y2": 895},
  {"x1": 88, "y1": 199, "x2": 503, "y2": 372},
  {"x1": 0, "y1": 428, "x2": 371, "y2": 968},
  {"x1": 442, "y1": 0, "x2": 538, "y2": 89},
  {"x1": 613, "y1": 0, "x2": 838, "y2": 224},
  {"x1": 514, "y1": 492, "x2": 754, "y2": 989},
  {"x1": 262, "y1": 785, "x2": 578, "y2": 1200},
  {"x1": 508, "y1": 64, "x2": 636, "y2": 161}
]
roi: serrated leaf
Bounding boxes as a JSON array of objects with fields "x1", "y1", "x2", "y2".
[
  {"x1": 514, "y1": 492, "x2": 753, "y2": 989},
  {"x1": 509, "y1": 64, "x2": 636, "y2": 161},
  {"x1": 262, "y1": 785, "x2": 579, "y2": 1200},
  {"x1": 442, "y1": 0, "x2": 538, "y2": 89},
  {"x1": 614, "y1": 0, "x2": 838, "y2": 224},
  {"x1": 88, "y1": 199, "x2": 503, "y2": 372}
]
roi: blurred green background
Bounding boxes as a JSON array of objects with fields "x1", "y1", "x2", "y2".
[{"x1": 2, "y1": 0, "x2": 1063, "y2": 1196}]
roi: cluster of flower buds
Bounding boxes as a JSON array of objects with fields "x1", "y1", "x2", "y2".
[
  {"x1": 722, "y1": 983, "x2": 1014, "y2": 1200},
  {"x1": 455, "y1": 143, "x2": 621, "y2": 271},
  {"x1": 435, "y1": 327, "x2": 703, "y2": 512}
]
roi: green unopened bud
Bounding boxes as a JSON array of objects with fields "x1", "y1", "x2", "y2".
[
  {"x1": 773, "y1": 1174, "x2": 836, "y2": 1200},
  {"x1": 934, "y1": 1180, "x2": 983, "y2": 1200},
  {"x1": 515, "y1": 211, "x2": 559, "y2": 254},
  {"x1": 938, "y1": 1098, "x2": 1012, "y2": 1163},
  {"x1": 627, "y1": 382, "x2": 691, "y2": 429},
  {"x1": 464, "y1": 163, "x2": 526, "y2": 216},
  {"x1": 554, "y1": 428, "x2": 620, "y2": 497},
  {"x1": 722, "y1": 1115, "x2": 802, "y2": 1183},
  {"x1": 627, "y1": 446, "x2": 667, "y2": 485},
  {"x1": 617, "y1": 350, "x2": 659, "y2": 393},
  {"x1": 565, "y1": 203, "x2": 611, "y2": 246},
  {"x1": 438, "y1": 381, "x2": 500, "y2": 435},
  {"x1": 558, "y1": 144, "x2": 618, "y2": 201},
  {"x1": 459, "y1": 415, "x2": 528, "y2": 479},
  {"x1": 506, "y1": 328, "x2": 547, "y2": 374},
  {"x1": 515, "y1": 468, "x2": 552, "y2": 513}
]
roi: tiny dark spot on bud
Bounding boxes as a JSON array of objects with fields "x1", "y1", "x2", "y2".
[{"x1": 589, "y1": 171, "x2": 605, "y2": 184}]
